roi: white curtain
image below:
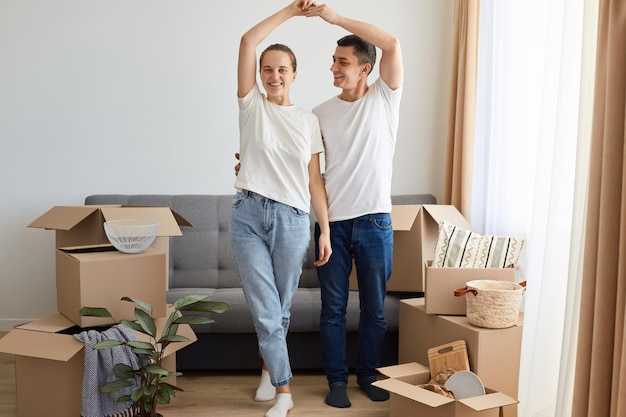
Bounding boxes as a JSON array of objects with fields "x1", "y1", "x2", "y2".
[{"x1": 472, "y1": 0, "x2": 596, "y2": 416}]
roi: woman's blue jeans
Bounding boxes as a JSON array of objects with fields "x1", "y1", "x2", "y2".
[
  {"x1": 230, "y1": 191, "x2": 310, "y2": 387},
  {"x1": 315, "y1": 213, "x2": 393, "y2": 387}
]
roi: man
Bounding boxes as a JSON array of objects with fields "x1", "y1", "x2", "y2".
[{"x1": 303, "y1": 3, "x2": 404, "y2": 409}]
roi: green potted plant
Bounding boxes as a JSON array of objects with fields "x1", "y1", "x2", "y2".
[{"x1": 80, "y1": 295, "x2": 229, "y2": 417}]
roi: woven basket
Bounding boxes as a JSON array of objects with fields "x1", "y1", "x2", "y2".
[{"x1": 454, "y1": 280, "x2": 526, "y2": 329}]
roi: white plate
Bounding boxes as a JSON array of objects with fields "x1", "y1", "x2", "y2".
[{"x1": 443, "y1": 370, "x2": 486, "y2": 399}]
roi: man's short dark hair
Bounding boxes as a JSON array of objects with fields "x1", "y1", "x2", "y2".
[{"x1": 337, "y1": 34, "x2": 376, "y2": 74}]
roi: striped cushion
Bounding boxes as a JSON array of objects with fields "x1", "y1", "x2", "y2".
[{"x1": 433, "y1": 220, "x2": 525, "y2": 268}]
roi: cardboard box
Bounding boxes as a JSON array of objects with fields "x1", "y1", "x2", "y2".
[
  {"x1": 399, "y1": 298, "x2": 522, "y2": 417},
  {"x1": 350, "y1": 204, "x2": 474, "y2": 293},
  {"x1": 374, "y1": 362, "x2": 518, "y2": 417},
  {"x1": 29, "y1": 204, "x2": 191, "y2": 248},
  {"x1": 425, "y1": 261, "x2": 517, "y2": 315},
  {"x1": 29, "y1": 205, "x2": 192, "y2": 289},
  {"x1": 56, "y1": 245, "x2": 166, "y2": 327},
  {"x1": 0, "y1": 310, "x2": 195, "y2": 417}
]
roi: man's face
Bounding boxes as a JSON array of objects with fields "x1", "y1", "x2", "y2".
[
  {"x1": 260, "y1": 50, "x2": 296, "y2": 99},
  {"x1": 330, "y1": 45, "x2": 368, "y2": 90}
]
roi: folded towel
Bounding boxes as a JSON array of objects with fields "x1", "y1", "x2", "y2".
[{"x1": 74, "y1": 324, "x2": 146, "y2": 417}]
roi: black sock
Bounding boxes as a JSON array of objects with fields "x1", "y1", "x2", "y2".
[
  {"x1": 325, "y1": 386, "x2": 351, "y2": 408},
  {"x1": 358, "y1": 380, "x2": 390, "y2": 402}
]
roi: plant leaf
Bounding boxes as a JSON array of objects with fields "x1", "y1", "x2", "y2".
[
  {"x1": 155, "y1": 385, "x2": 175, "y2": 404},
  {"x1": 168, "y1": 322, "x2": 179, "y2": 337},
  {"x1": 143, "y1": 384, "x2": 157, "y2": 396},
  {"x1": 165, "y1": 310, "x2": 179, "y2": 325},
  {"x1": 134, "y1": 308, "x2": 157, "y2": 338},
  {"x1": 79, "y1": 307, "x2": 113, "y2": 318},
  {"x1": 130, "y1": 386, "x2": 144, "y2": 401},
  {"x1": 160, "y1": 334, "x2": 190, "y2": 343},
  {"x1": 173, "y1": 295, "x2": 211, "y2": 310},
  {"x1": 116, "y1": 394, "x2": 132, "y2": 403},
  {"x1": 126, "y1": 341, "x2": 155, "y2": 351},
  {"x1": 100, "y1": 379, "x2": 132, "y2": 393},
  {"x1": 159, "y1": 311, "x2": 179, "y2": 339},
  {"x1": 174, "y1": 315, "x2": 215, "y2": 325},
  {"x1": 161, "y1": 312, "x2": 180, "y2": 338},
  {"x1": 112, "y1": 363, "x2": 135, "y2": 379},
  {"x1": 161, "y1": 381, "x2": 184, "y2": 391},
  {"x1": 145, "y1": 364, "x2": 169, "y2": 376},
  {"x1": 130, "y1": 348, "x2": 155, "y2": 357},
  {"x1": 182, "y1": 300, "x2": 230, "y2": 314},
  {"x1": 93, "y1": 340, "x2": 123, "y2": 349},
  {"x1": 119, "y1": 319, "x2": 143, "y2": 333},
  {"x1": 121, "y1": 296, "x2": 153, "y2": 314},
  {"x1": 158, "y1": 320, "x2": 180, "y2": 343}
]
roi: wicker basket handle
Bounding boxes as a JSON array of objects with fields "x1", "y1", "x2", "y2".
[
  {"x1": 454, "y1": 280, "x2": 527, "y2": 297},
  {"x1": 454, "y1": 287, "x2": 477, "y2": 297}
]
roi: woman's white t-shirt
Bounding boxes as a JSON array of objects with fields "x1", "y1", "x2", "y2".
[{"x1": 235, "y1": 85, "x2": 324, "y2": 213}]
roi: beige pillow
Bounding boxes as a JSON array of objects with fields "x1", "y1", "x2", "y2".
[{"x1": 433, "y1": 220, "x2": 525, "y2": 268}]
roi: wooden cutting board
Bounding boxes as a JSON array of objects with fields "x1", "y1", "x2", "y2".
[{"x1": 427, "y1": 340, "x2": 471, "y2": 376}]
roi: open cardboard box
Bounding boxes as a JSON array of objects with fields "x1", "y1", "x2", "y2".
[
  {"x1": 0, "y1": 307, "x2": 196, "y2": 417},
  {"x1": 56, "y1": 245, "x2": 166, "y2": 327},
  {"x1": 29, "y1": 205, "x2": 192, "y2": 289},
  {"x1": 399, "y1": 298, "x2": 523, "y2": 417},
  {"x1": 374, "y1": 362, "x2": 518, "y2": 417},
  {"x1": 424, "y1": 260, "x2": 517, "y2": 315},
  {"x1": 350, "y1": 204, "x2": 473, "y2": 293}
]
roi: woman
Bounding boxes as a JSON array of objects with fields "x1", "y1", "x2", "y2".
[{"x1": 230, "y1": 2, "x2": 331, "y2": 417}]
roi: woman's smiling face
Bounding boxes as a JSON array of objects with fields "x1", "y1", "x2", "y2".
[{"x1": 260, "y1": 50, "x2": 296, "y2": 104}]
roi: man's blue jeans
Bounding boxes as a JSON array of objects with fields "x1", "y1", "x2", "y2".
[
  {"x1": 315, "y1": 213, "x2": 393, "y2": 387},
  {"x1": 230, "y1": 190, "x2": 310, "y2": 387}
]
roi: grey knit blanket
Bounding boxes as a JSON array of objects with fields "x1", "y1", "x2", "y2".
[{"x1": 74, "y1": 324, "x2": 145, "y2": 417}]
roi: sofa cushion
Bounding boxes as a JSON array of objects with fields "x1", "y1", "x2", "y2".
[{"x1": 166, "y1": 287, "x2": 403, "y2": 334}]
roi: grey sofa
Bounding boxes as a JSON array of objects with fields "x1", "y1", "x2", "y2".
[{"x1": 84, "y1": 194, "x2": 435, "y2": 370}]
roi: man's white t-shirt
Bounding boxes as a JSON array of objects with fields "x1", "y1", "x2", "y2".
[
  {"x1": 235, "y1": 85, "x2": 324, "y2": 213},
  {"x1": 313, "y1": 78, "x2": 402, "y2": 221}
]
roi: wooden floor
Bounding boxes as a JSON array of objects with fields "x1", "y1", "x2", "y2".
[{"x1": 0, "y1": 332, "x2": 389, "y2": 417}]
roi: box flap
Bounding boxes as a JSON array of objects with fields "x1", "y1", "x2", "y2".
[
  {"x1": 167, "y1": 210, "x2": 193, "y2": 228},
  {"x1": 377, "y1": 362, "x2": 430, "y2": 379},
  {"x1": 100, "y1": 207, "x2": 189, "y2": 236},
  {"x1": 422, "y1": 204, "x2": 475, "y2": 232},
  {"x1": 117, "y1": 205, "x2": 192, "y2": 228},
  {"x1": 0, "y1": 308, "x2": 196, "y2": 362},
  {"x1": 0, "y1": 314, "x2": 84, "y2": 362},
  {"x1": 390, "y1": 205, "x2": 421, "y2": 231},
  {"x1": 58, "y1": 243, "x2": 116, "y2": 252},
  {"x1": 28, "y1": 206, "x2": 100, "y2": 231},
  {"x1": 16, "y1": 313, "x2": 76, "y2": 333},
  {"x1": 58, "y1": 245, "x2": 160, "y2": 261},
  {"x1": 373, "y1": 378, "x2": 455, "y2": 407},
  {"x1": 458, "y1": 391, "x2": 518, "y2": 410}
]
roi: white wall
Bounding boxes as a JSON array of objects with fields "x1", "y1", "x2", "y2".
[{"x1": 0, "y1": 0, "x2": 454, "y2": 330}]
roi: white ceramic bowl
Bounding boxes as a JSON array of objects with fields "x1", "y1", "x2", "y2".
[{"x1": 104, "y1": 219, "x2": 159, "y2": 254}]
